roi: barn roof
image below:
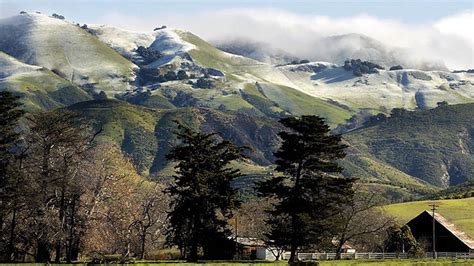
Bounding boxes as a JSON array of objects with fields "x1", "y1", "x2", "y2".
[
  {"x1": 411, "y1": 210, "x2": 474, "y2": 250},
  {"x1": 234, "y1": 237, "x2": 266, "y2": 247}
]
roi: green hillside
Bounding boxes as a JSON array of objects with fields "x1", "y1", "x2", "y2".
[
  {"x1": 68, "y1": 100, "x2": 439, "y2": 201},
  {"x1": 1, "y1": 68, "x2": 91, "y2": 110},
  {"x1": 426, "y1": 180, "x2": 474, "y2": 200},
  {"x1": 345, "y1": 104, "x2": 474, "y2": 187},
  {"x1": 70, "y1": 100, "x2": 282, "y2": 176},
  {"x1": 384, "y1": 197, "x2": 474, "y2": 238}
]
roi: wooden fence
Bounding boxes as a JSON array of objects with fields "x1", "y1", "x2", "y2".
[{"x1": 282, "y1": 252, "x2": 474, "y2": 261}]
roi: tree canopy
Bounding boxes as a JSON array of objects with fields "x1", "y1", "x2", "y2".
[
  {"x1": 166, "y1": 122, "x2": 247, "y2": 261},
  {"x1": 258, "y1": 115, "x2": 356, "y2": 262}
]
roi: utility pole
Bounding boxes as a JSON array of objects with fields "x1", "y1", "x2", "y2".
[
  {"x1": 428, "y1": 202, "x2": 439, "y2": 259},
  {"x1": 234, "y1": 217, "x2": 239, "y2": 260}
]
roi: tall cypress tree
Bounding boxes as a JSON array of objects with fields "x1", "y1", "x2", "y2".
[
  {"x1": 166, "y1": 122, "x2": 246, "y2": 262},
  {"x1": 258, "y1": 115, "x2": 356, "y2": 262},
  {"x1": 0, "y1": 91, "x2": 24, "y2": 187},
  {"x1": 0, "y1": 91, "x2": 24, "y2": 261}
]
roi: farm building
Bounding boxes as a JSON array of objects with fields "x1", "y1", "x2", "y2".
[
  {"x1": 233, "y1": 237, "x2": 282, "y2": 260},
  {"x1": 407, "y1": 210, "x2": 474, "y2": 253}
]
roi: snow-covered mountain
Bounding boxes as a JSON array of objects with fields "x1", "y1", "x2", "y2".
[
  {"x1": 1, "y1": 12, "x2": 473, "y2": 117},
  {"x1": 0, "y1": 13, "x2": 136, "y2": 96},
  {"x1": 215, "y1": 39, "x2": 299, "y2": 65},
  {"x1": 2, "y1": 12, "x2": 474, "y2": 194}
]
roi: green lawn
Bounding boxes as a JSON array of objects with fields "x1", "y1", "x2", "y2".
[
  {"x1": 383, "y1": 197, "x2": 474, "y2": 238},
  {"x1": 2, "y1": 260, "x2": 473, "y2": 265}
]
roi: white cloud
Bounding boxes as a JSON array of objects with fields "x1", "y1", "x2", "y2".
[{"x1": 95, "y1": 8, "x2": 474, "y2": 70}]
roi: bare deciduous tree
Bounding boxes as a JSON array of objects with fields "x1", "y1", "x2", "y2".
[{"x1": 333, "y1": 186, "x2": 394, "y2": 259}]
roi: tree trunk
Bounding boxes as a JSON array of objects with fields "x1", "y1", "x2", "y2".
[
  {"x1": 36, "y1": 240, "x2": 51, "y2": 262},
  {"x1": 139, "y1": 231, "x2": 146, "y2": 260},
  {"x1": 7, "y1": 207, "x2": 17, "y2": 261},
  {"x1": 335, "y1": 245, "x2": 343, "y2": 260},
  {"x1": 288, "y1": 244, "x2": 297, "y2": 262},
  {"x1": 188, "y1": 234, "x2": 198, "y2": 262},
  {"x1": 288, "y1": 161, "x2": 302, "y2": 263},
  {"x1": 335, "y1": 236, "x2": 345, "y2": 260},
  {"x1": 55, "y1": 189, "x2": 66, "y2": 263},
  {"x1": 66, "y1": 196, "x2": 77, "y2": 263}
]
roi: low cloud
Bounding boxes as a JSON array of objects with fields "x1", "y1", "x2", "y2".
[{"x1": 96, "y1": 8, "x2": 474, "y2": 70}]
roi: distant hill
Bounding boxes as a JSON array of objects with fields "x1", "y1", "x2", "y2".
[
  {"x1": 215, "y1": 33, "x2": 449, "y2": 71},
  {"x1": 0, "y1": 13, "x2": 136, "y2": 96},
  {"x1": 345, "y1": 103, "x2": 474, "y2": 187},
  {"x1": 426, "y1": 181, "x2": 474, "y2": 200},
  {"x1": 69, "y1": 99, "x2": 282, "y2": 176},
  {"x1": 383, "y1": 197, "x2": 474, "y2": 239}
]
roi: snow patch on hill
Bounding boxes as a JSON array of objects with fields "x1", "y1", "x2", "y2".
[
  {"x1": 275, "y1": 63, "x2": 474, "y2": 110},
  {"x1": 150, "y1": 29, "x2": 195, "y2": 55},
  {"x1": 88, "y1": 25, "x2": 156, "y2": 57},
  {"x1": 0, "y1": 52, "x2": 40, "y2": 79},
  {"x1": 0, "y1": 13, "x2": 137, "y2": 94}
]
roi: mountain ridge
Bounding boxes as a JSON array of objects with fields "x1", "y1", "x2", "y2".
[{"x1": 1, "y1": 12, "x2": 474, "y2": 201}]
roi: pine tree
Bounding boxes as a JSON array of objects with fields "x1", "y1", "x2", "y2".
[
  {"x1": 0, "y1": 91, "x2": 24, "y2": 188},
  {"x1": 0, "y1": 91, "x2": 24, "y2": 261},
  {"x1": 258, "y1": 115, "x2": 356, "y2": 262},
  {"x1": 166, "y1": 122, "x2": 246, "y2": 262}
]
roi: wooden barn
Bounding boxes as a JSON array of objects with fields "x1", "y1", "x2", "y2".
[{"x1": 407, "y1": 211, "x2": 474, "y2": 253}]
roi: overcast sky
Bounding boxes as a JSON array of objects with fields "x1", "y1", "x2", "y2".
[{"x1": 1, "y1": 0, "x2": 473, "y2": 69}]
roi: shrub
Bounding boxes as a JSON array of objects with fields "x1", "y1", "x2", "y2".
[
  {"x1": 344, "y1": 58, "x2": 384, "y2": 76},
  {"x1": 390, "y1": 65, "x2": 403, "y2": 71},
  {"x1": 437, "y1": 101, "x2": 448, "y2": 107},
  {"x1": 177, "y1": 70, "x2": 188, "y2": 80},
  {"x1": 135, "y1": 46, "x2": 162, "y2": 65},
  {"x1": 52, "y1": 13, "x2": 65, "y2": 20},
  {"x1": 196, "y1": 77, "x2": 213, "y2": 89},
  {"x1": 164, "y1": 71, "x2": 177, "y2": 81}
]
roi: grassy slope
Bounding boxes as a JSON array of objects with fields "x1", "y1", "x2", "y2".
[
  {"x1": 345, "y1": 103, "x2": 474, "y2": 187},
  {"x1": 428, "y1": 180, "x2": 474, "y2": 200},
  {"x1": 0, "y1": 14, "x2": 136, "y2": 93},
  {"x1": 70, "y1": 100, "x2": 437, "y2": 201},
  {"x1": 177, "y1": 31, "x2": 354, "y2": 126},
  {"x1": 384, "y1": 197, "x2": 474, "y2": 239},
  {"x1": 341, "y1": 154, "x2": 437, "y2": 201},
  {"x1": 0, "y1": 68, "x2": 91, "y2": 110},
  {"x1": 258, "y1": 83, "x2": 354, "y2": 125},
  {"x1": 71, "y1": 100, "x2": 281, "y2": 178}
]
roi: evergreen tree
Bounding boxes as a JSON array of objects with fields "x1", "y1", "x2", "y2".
[
  {"x1": 0, "y1": 91, "x2": 24, "y2": 187},
  {"x1": 166, "y1": 122, "x2": 246, "y2": 262},
  {"x1": 0, "y1": 91, "x2": 24, "y2": 261},
  {"x1": 258, "y1": 115, "x2": 356, "y2": 262}
]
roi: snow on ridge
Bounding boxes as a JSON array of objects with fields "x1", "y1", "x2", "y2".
[
  {"x1": 149, "y1": 28, "x2": 196, "y2": 55},
  {"x1": 89, "y1": 24, "x2": 156, "y2": 55},
  {"x1": 0, "y1": 52, "x2": 41, "y2": 79}
]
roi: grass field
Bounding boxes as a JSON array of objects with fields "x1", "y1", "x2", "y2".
[
  {"x1": 1, "y1": 260, "x2": 473, "y2": 265},
  {"x1": 383, "y1": 197, "x2": 474, "y2": 238}
]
